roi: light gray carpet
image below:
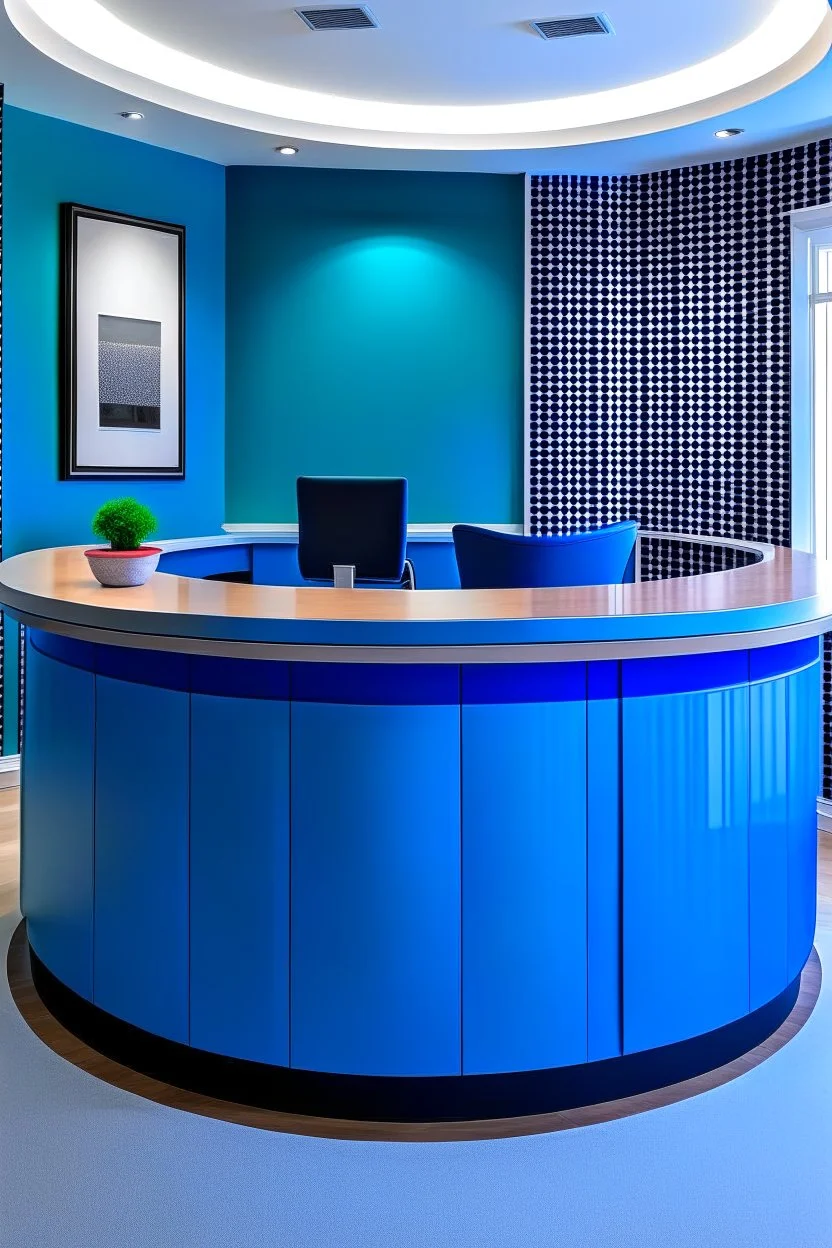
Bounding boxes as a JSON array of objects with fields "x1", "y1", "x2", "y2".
[{"x1": 2, "y1": 909, "x2": 831, "y2": 1248}]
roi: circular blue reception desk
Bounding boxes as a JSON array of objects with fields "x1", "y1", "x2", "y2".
[{"x1": 1, "y1": 533, "x2": 829, "y2": 1122}]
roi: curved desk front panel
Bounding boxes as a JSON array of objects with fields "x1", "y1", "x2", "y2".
[{"x1": 20, "y1": 628, "x2": 820, "y2": 1117}]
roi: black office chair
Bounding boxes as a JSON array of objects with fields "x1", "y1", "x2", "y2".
[{"x1": 296, "y1": 476, "x2": 415, "y2": 589}]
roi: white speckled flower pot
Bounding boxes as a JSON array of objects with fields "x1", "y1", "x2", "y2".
[{"x1": 84, "y1": 546, "x2": 162, "y2": 588}]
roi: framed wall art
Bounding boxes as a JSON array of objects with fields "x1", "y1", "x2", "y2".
[{"x1": 60, "y1": 203, "x2": 185, "y2": 479}]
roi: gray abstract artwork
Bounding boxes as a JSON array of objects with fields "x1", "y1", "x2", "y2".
[{"x1": 98, "y1": 315, "x2": 162, "y2": 429}]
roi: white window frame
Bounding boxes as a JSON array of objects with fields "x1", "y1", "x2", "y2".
[{"x1": 790, "y1": 205, "x2": 832, "y2": 554}]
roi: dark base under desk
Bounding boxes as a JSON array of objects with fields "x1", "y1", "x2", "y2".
[{"x1": 29, "y1": 944, "x2": 803, "y2": 1122}]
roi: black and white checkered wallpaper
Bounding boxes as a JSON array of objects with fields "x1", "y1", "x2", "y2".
[{"x1": 528, "y1": 144, "x2": 832, "y2": 795}]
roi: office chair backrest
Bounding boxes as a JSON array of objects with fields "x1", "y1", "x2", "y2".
[
  {"x1": 297, "y1": 476, "x2": 408, "y2": 583},
  {"x1": 452, "y1": 521, "x2": 639, "y2": 590}
]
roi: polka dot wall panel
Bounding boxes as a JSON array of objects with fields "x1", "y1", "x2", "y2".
[{"x1": 529, "y1": 147, "x2": 832, "y2": 796}]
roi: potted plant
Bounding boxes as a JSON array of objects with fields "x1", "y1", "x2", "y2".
[{"x1": 85, "y1": 497, "x2": 162, "y2": 587}]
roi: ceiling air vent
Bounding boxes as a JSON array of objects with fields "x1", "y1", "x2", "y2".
[
  {"x1": 531, "y1": 13, "x2": 613, "y2": 39},
  {"x1": 295, "y1": 6, "x2": 378, "y2": 30}
]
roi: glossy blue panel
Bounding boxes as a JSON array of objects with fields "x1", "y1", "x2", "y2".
[
  {"x1": 31, "y1": 632, "x2": 191, "y2": 690},
  {"x1": 94, "y1": 676, "x2": 189, "y2": 1042},
  {"x1": 587, "y1": 666, "x2": 621, "y2": 1060},
  {"x1": 749, "y1": 676, "x2": 789, "y2": 1009},
  {"x1": 251, "y1": 544, "x2": 304, "y2": 587},
  {"x1": 30, "y1": 629, "x2": 96, "y2": 672},
  {"x1": 291, "y1": 663, "x2": 459, "y2": 705},
  {"x1": 750, "y1": 637, "x2": 820, "y2": 683},
  {"x1": 623, "y1": 682, "x2": 750, "y2": 1052},
  {"x1": 291, "y1": 701, "x2": 461, "y2": 1076},
  {"x1": 623, "y1": 650, "x2": 749, "y2": 698},
  {"x1": 190, "y1": 694, "x2": 290, "y2": 1063},
  {"x1": 588, "y1": 661, "x2": 619, "y2": 700},
  {"x1": 462, "y1": 700, "x2": 587, "y2": 1074},
  {"x1": 95, "y1": 645, "x2": 190, "y2": 691},
  {"x1": 462, "y1": 662, "x2": 585, "y2": 704},
  {"x1": 787, "y1": 661, "x2": 821, "y2": 982},
  {"x1": 158, "y1": 546, "x2": 251, "y2": 578},
  {"x1": 190, "y1": 655, "x2": 290, "y2": 700},
  {"x1": 21, "y1": 642, "x2": 95, "y2": 1000},
  {"x1": 405, "y1": 541, "x2": 460, "y2": 589}
]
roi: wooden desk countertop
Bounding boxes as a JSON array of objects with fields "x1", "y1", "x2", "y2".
[{"x1": 0, "y1": 540, "x2": 830, "y2": 662}]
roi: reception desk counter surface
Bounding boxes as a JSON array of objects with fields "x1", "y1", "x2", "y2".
[
  {"x1": 0, "y1": 537, "x2": 831, "y2": 655},
  {"x1": 2, "y1": 535, "x2": 826, "y2": 1123}
]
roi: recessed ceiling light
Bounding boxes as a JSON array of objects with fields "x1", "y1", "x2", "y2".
[
  {"x1": 714, "y1": 127, "x2": 744, "y2": 138},
  {"x1": 118, "y1": 110, "x2": 144, "y2": 120},
  {"x1": 276, "y1": 145, "x2": 299, "y2": 155}
]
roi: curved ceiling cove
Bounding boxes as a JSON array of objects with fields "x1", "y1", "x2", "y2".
[{"x1": 5, "y1": 0, "x2": 832, "y2": 150}]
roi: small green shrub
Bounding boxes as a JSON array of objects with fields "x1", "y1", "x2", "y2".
[{"x1": 92, "y1": 498, "x2": 158, "y2": 551}]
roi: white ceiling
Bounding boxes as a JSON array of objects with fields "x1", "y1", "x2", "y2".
[
  {"x1": 1, "y1": 0, "x2": 832, "y2": 174},
  {"x1": 5, "y1": 0, "x2": 828, "y2": 150},
  {"x1": 89, "y1": 0, "x2": 774, "y2": 107}
]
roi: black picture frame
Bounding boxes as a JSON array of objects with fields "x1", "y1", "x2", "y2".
[{"x1": 60, "y1": 203, "x2": 186, "y2": 480}]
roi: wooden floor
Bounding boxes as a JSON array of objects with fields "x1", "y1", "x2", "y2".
[
  {"x1": 0, "y1": 786, "x2": 20, "y2": 920},
  {"x1": 1, "y1": 787, "x2": 827, "y2": 1142}
]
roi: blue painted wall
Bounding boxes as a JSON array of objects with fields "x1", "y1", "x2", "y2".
[
  {"x1": 225, "y1": 167, "x2": 525, "y2": 523},
  {"x1": 2, "y1": 105, "x2": 226, "y2": 753},
  {"x1": 2, "y1": 106, "x2": 227, "y2": 557}
]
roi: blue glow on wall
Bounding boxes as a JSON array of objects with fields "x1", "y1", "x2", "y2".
[{"x1": 225, "y1": 167, "x2": 525, "y2": 524}]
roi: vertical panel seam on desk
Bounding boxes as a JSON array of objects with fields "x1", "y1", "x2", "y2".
[
  {"x1": 785, "y1": 657, "x2": 791, "y2": 982},
  {"x1": 458, "y1": 663, "x2": 463, "y2": 1077},
  {"x1": 585, "y1": 661, "x2": 589, "y2": 1061},
  {"x1": 746, "y1": 649, "x2": 751, "y2": 1016},
  {"x1": 288, "y1": 661, "x2": 293, "y2": 1069},
  {"x1": 16, "y1": 629, "x2": 22, "y2": 915},
  {"x1": 617, "y1": 660, "x2": 624, "y2": 1057},
  {"x1": 187, "y1": 660, "x2": 192, "y2": 1047},
  {"x1": 92, "y1": 665, "x2": 97, "y2": 1007}
]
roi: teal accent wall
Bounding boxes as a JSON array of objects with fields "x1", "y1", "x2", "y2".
[
  {"x1": 3, "y1": 106, "x2": 226, "y2": 558},
  {"x1": 225, "y1": 168, "x2": 524, "y2": 523}
]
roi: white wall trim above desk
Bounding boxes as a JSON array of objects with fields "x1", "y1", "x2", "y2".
[{"x1": 220, "y1": 523, "x2": 524, "y2": 543}]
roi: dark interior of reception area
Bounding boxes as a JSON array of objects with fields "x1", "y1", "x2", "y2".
[{"x1": 2, "y1": 2, "x2": 832, "y2": 1245}]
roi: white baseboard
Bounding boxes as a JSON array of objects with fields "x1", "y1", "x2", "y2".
[
  {"x1": 818, "y1": 797, "x2": 832, "y2": 834},
  {"x1": 220, "y1": 523, "x2": 524, "y2": 543},
  {"x1": 0, "y1": 755, "x2": 20, "y2": 789}
]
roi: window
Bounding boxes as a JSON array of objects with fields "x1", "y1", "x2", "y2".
[
  {"x1": 790, "y1": 211, "x2": 832, "y2": 554},
  {"x1": 808, "y1": 229, "x2": 832, "y2": 558}
]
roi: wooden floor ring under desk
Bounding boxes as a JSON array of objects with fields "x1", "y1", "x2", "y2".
[{"x1": 6, "y1": 923, "x2": 822, "y2": 1140}]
